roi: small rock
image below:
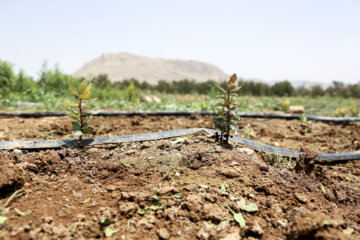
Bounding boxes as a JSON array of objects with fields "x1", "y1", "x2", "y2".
[
  {"x1": 157, "y1": 186, "x2": 179, "y2": 195},
  {"x1": 157, "y1": 228, "x2": 170, "y2": 240},
  {"x1": 248, "y1": 193, "x2": 255, "y2": 199},
  {"x1": 217, "y1": 220, "x2": 231, "y2": 231},
  {"x1": 203, "y1": 204, "x2": 227, "y2": 222},
  {"x1": 106, "y1": 185, "x2": 117, "y2": 191},
  {"x1": 142, "y1": 95, "x2": 154, "y2": 103},
  {"x1": 277, "y1": 220, "x2": 287, "y2": 228},
  {"x1": 218, "y1": 168, "x2": 241, "y2": 178},
  {"x1": 125, "y1": 150, "x2": 136, "y2": 155},
  {"x1": 219, "y1": 232, "x2": 241, "y2": 240},
  {"x1": 239, "y1": 148, "x2": 254, "y2": 155},
  {"x1": 13, "y1": 149, "x2": 22, "y2": 154},
  {"x1": 247, "y1": 220, "x2": 264, "y2": 236},
  {"x1": 76, "y1": 214, "x2": 86, "y2": 222},
  {"x1": 197, "y1": 228, "x2": 210, "y2": 240},
  {"x1": 119, "y1": 202, "x2": 138, "y2": 218},
  {"x1": 87, "y1": 148, "x2": 100, "y2": 153},
  {"x1": 289, "y1": 105, "x2": 305, "y2": 114},
  {"x1": 229, "y1": 161, "x2": 240, "y2": 166},
  {"x1": 138, "y1": 217, "x2": 154, "y2": 230},
  {"x1": 164, "y1": 206, "x2": 179, "y2": 222},
  {"x1": 199, "y1": 184, "x2": 209, "y2": 189},
  {"x1": 175, "y1": 172, "x2": 180, "y2": 177},
  {"x1": 215, "y1": 145, "x2": 224, "y2": 153},
  {"x1": 153, "y1": 96, "x2": 161, "y2": 103},
  {"x1": 294, "y1": 192, "x2": 308, "y2": 203},
  {"x1": 42, "y1": 217, "x2": 53, "y2": 224}
]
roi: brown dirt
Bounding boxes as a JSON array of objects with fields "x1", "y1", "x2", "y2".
[
  {"x1": 0, "y1": 116, "x2": 360, "y2": 239},
  {"x1": 0, "y1": 115, "x2": 359, "y2": 153}
]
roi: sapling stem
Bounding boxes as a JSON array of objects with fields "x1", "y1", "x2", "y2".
[{"x1": 213, "y1": 74, "x2": 242, "y2": 146}]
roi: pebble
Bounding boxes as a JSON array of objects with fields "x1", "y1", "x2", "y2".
[
  {"x1": 277, "y1": 220, "x2": 288, "y2": 228},
  {"x1": 157, "y1": 228, "x2": 170, "y2": 240},
  {"x1": 87, "y1": 148, "x2": 100, "y2": 153},
  {"x1": 42, "y1": 217, "x2": 53, "y2": 224},
  {"x1": 175, "y1": 172, "x2": 180, "y2": 177},
  {"x1": 196, "y1": 228, "x2": 210, "y2": 240},
  {"x1": 125, "y1": 150, "x2": 136, "y2": 155},
  {"x1": 239, "y1": 148, "x2": 254, "y2": 155},
  {"x1": 13, "y1": 149, "x2": 22, "y2": 154},
  {"x1": 248, "y1": 193, "x2": 255, "y2": 199}
]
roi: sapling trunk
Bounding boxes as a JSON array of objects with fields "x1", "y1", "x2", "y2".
[{"x1": 78, "y1": 98, "x2": 83, "y2": 143}]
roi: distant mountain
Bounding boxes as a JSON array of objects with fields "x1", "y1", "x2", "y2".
[{"x1": 74, "y1": 52, "x2": 229, "y2": 84}]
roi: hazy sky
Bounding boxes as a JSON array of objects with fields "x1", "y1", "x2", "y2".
[{"x1": 1, "y1": 0, "x2": 360, "y2": 84}]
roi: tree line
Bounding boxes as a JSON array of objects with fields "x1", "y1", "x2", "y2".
[{"x1": 1, "y1": 59, "x2": 359, "y2": 100}]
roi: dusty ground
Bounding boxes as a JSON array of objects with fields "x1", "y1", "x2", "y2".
[{"x1": 0, "y1": 116, "x2": 360, "y2": 240}]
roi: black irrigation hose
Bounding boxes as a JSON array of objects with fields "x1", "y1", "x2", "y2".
[
  {"x1": 0, "y1": 111, "x2": 359, "y2": 122},
  {"x1": 0, "y1": 128, "x2": 359, "y2": 162}
]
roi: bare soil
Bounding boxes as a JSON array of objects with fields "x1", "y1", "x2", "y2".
[{"x1": 0, "y1": 115, "x2": 359, "y2": 240}]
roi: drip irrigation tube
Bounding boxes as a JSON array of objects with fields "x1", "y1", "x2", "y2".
[
  {"x1": 0, "y1": 128, "x2": 359, "y2": 162},
  {"x1": 0, "y1": 111, "x2": 359, "y2": 122}
]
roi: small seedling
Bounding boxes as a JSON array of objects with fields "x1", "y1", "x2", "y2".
[
  {"x1": 226, "y1": 204, "x2": 246, "y2": 227},
  {"x1": 213, "y1": 74, "x2": 242, "y2": 145},
  {"x1": 62, "y1": 80, "x2": 95, "y2": 145}
]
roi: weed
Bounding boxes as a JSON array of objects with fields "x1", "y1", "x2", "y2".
[
  {"x1": 265, "y1": 153, "x2": 296, "y2": 170},
  {"x1": 62, "y1": 80, "x2": 96, "y2": 144},
  {"x1": 213, "y1": 74, "x2": 242, "y2": 145},
  {"x1": 299, "y1": 115, "x2": 311, "y2": 124}
]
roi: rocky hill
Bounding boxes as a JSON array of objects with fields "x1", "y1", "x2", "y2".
[{"x1": 73, "y1": 52, "x2": 229, "y2": 84}]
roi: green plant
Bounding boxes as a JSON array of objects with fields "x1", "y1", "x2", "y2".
[
  {"x1": 336, "y1": 106, "x2": 349, "y2": 117},
  {"x1": 282, "y1": 99, "x2": 290, "y2": 112},
  {"x1": 62, "y1": 80, "x2": 96, "y2": 144},
  {"x1": 350, "y1": 103, "x2": 360, "y2": 117},
  {"x1": 124, "y1": 81, "x2": 139, "y2": 102},
  {"x1": 213, "y1": 74, "x2": 242, "y2": 145}
]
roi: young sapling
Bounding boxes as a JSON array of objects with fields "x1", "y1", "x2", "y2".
[
  {"x1": 213, "y1": 73, "x2": 242, "y2": 146},
  {"x1": 62, "y1": 80, "x2": 95, "y2": 145}
]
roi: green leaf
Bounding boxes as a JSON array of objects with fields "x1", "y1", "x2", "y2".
[
  {"x1": 62, "y1": 101, "x2": 77, "y2": 107},
  {"x1": 104, "y1": 227, "x2": 118, "y2": 237},
  {"x1": 71, "y1": 130, "x2": 83, "y2": 137},
  {"x1": 227, "y1": 204, "x2": 245, "y2": 227},
  {"x1": 231, "y1": 86, "x2": 243, "y2": 92},
  {"x1": 227, "y1": 74, "x2": 237, "y2": 88},
  {"x1": 86, "y1": 82, "x2": 93, "y2": 91},
  {"x1": 69, "y1": 85, "x2": 79, "y2": 97},
  {"x1": 80, "y1": 90, "x2": 91, "y2": 100},
  {"x1": 98, "y1": 218, "x2": 115, "y2": 227},
  {"x1": 148, "y1": 204, "x2": 165, "y2": 211},
  {"x1": 213, "y1": 118, "x2": 225, "y2": 123},
  {"x1": 0, "y1": 216, "x2": 7, "y2": 224},
  {"x1": 221, "y1": 181, "x2": 229, "y2": 196},
  {"x1": 67, "y1": 112, "x2": 80, "y2": 119},
  {"x1": 72, "y1": 121, "x2": 81, "y2": 130},
  {"x1": 239, "y1": 203, "x2": 259, "y2": 212},
  {"x1": 14, "y1": 208, "x2": 27, "y2": 216},
  {"x1": 215, "y1": 84, "x2": 226, "y2": 94},
  {"x1": 82, "y1": 126, "x2": 94, "y2": 134},
  {"x1": 215, "y1": 102, "x2": 227, "y2": 107},
  {"x1": 79, "y1": 80, "x2": 88, "y2": 93}
]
